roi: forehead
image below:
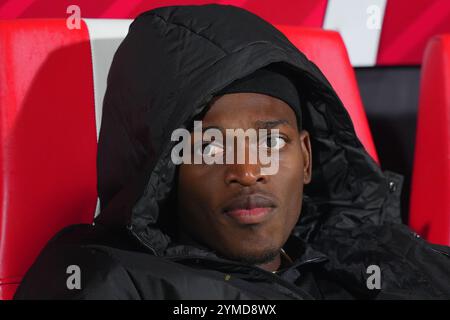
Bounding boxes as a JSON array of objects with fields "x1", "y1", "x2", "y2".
[{"x1": 202, "y1": 92, "x2": 298, "y2": 128}]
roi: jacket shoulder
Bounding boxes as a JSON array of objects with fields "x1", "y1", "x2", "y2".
[{"x1": 14, "y1": 225, "x2": 143, "y2": 300}]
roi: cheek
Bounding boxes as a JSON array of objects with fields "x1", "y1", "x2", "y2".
[
  {"x1": 277, "y1": 147, "x2": 304, "y2": 189},
  {"x1": 178, "y1": 165, "x2": 205, "y2": 210},
  {"x1": 276, "y1": 151, "x2": 304, "y2": 218},
  {"x1": 177, "y1": 165, "x2": 223, "y2": 220}
]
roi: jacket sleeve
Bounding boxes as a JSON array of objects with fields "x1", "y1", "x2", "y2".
[
  {"x1": 373, "y1": 223, "x2": 450, "y2": 298},
  {"x1": 14, "y1": 243, "x2": 142, "y2": 300}
]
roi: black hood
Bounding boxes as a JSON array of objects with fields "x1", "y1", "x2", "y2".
[{"x1": 95, "y1": 4, "x2": 400, "y2": 256}]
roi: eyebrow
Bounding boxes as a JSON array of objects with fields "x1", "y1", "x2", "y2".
[
  {"x1": 202, "y1": 125, "x2": 223, "y2": 132},
  {"x1": 201, "y1": 119, "x2": 292, "y2": 132},
  {"x1": 254, "y1": 119, "x2": 292, "y2": 129}
]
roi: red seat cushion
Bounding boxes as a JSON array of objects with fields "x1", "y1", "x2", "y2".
[{"x1": 410, "y1": 35, "x2": 450, "y2": 246}]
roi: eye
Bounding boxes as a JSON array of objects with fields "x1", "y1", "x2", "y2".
[
  {"x1": 204, "y1": 142, "x2": 224, "y2": 157},
  {"x1": 260, "y1": 135, "x2": 287, "y2": 150},
  {"x1": 194, "y1": 141, "x2": 224, "y2": 157}
]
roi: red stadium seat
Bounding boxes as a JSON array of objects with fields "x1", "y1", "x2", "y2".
[
  {"x1": 0, "y1": 19, "x2": 98, "y2": 300},
  {"x1": 0, "y1": 18, "x2": 131, "y2": 300},
  {"x1": 0, "y1": 20, "x2": 378, "y2": 300},
  {"x1": 410, "y1": 35, "x2": 450, "y2": 246}
]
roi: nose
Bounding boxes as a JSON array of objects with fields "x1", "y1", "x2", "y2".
[{"x1": 224, "y1": 162, "x2": 268, "y2": 186}]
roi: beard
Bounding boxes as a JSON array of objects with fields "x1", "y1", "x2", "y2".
[
  {"x1": 177, "y1": 226, "x2": 281, "y2": 266},
  {"x1": 223, "y1": 247, "x2": 280, "y2": 266}
]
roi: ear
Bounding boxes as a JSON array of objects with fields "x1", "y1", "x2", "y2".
[{"x1": 299, "y1": 130, "x2": 312, "y2": 184}]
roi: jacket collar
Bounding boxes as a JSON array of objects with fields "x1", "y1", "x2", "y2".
[{"x1": 281, "y1": 234, "x2": 329, "y2": 270}]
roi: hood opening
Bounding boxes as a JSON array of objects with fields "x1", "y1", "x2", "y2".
[{"x1": 121, "y1": 62, "x2": 386, "y2": 257}]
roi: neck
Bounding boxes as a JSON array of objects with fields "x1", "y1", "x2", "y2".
[
  {"x1": 256, "y1": 252, "x2": 282, "y2": 272},
  {"x1": 258, "y1": 248, "x2": 294, "y2": 272}
]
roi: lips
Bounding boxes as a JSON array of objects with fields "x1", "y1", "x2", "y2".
[{"x1": 222, "y1": 193, "x2": 277, "y2": 224}]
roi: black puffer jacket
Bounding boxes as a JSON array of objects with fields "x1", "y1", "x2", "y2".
[{"x1": 15, "y1": 4, "x2": 450, "y2": 300}]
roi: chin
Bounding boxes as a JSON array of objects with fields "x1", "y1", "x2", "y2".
[{"x1": 221, "y1": 242, "x2": 280, "y2": 266}]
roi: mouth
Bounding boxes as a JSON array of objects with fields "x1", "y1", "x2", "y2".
[{"x1": 222, "y1": 193, "x2": 277, "y2": 225}]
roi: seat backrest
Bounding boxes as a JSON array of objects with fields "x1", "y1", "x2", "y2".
[
  {"x1": 0, "y1": 20, "x2": 377, "y2": 299},
  {"x1": 0, "y1": 18, "x2": 131, "y2": 300},
  {"x1": 410, "y1": 35, "x2": 450, "y2": 246}
]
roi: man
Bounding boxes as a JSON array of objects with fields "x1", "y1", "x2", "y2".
[{"x1": 15, "y1": 4, "x2": 450, "y2": 299}]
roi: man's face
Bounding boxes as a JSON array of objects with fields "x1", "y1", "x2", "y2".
[{"x1": 177, "y1": 92, "x2": 312, "y2": 265}]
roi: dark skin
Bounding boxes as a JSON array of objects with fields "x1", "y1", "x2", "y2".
[{"x1": 177, "y1": 92, "x2": 312, "y2": 272}]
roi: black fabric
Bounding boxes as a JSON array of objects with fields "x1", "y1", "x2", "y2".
[
  {"x1": 14, "y1": 4, "x2": 450, "y2": 300},
  {"x1": 216, "y1": 67, "x2": 302, "y2": 130},
  {"x1": 355, "y1": 67, "x2": 421, "y2": 223}
]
